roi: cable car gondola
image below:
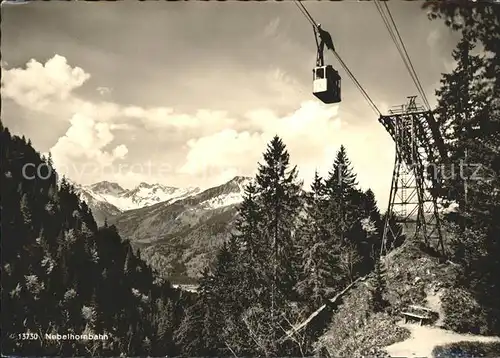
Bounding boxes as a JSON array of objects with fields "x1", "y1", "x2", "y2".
[
  {"x1": 312, "y1": 24, "x2": 341, "y2": 104},
  {"x1": 313, "y1": 65, "x2": 341, "y2": 104}
]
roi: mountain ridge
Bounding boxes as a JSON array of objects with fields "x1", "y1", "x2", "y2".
[
  {"x1": 108, "y1": 176, "x2": 254, "y2": 280},
  {"x1": 71, "y1": 179, "x2": 206, "y2": 225}
]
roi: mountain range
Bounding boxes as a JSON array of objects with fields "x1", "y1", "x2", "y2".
[
  {"x1": 73, "y1": 176, "x2": 253, "y2": 282},
  {"x1": 73, "y1": 180, "x2": 201, "y2": 226},
  {"x1": 73, "y1": 176, "x2": 453, "y2": 283}
]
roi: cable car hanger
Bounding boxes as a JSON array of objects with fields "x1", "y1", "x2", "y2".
[
  {"x1": 309, "y1": 22, "x2": 341, "y2": 104},
  {"x1": 293, "y1": 0, "x2": 432, "y2": 117},
  {"x1": 293, "y1": 0, "x2": 382, "y2": 114}
]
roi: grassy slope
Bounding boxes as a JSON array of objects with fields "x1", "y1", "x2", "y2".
[{"x1": 314, "y1": 239, "x2": 460, "y2": 357}]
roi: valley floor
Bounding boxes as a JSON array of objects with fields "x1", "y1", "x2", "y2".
[{"x1": 385, "y1": 322, "x2": 500, "y2": 357}]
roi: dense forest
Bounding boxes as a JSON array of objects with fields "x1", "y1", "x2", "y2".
[
  {"x1": 425, "y1": 1, "x2": 500, "y2": 334},
  {"x1": 0, "y1": 122, "x2": 197, "y2": 356},
  {"x1": 1, "y1": 118, "x2": 392, "y2": 355},
  {"x1": 1, "y1": 2, "x2": 499, "y2": 356}
]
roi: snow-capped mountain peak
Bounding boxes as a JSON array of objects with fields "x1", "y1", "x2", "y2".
[
  {"x1": 89, "y1": 181, "x2": 126, "y2": 195},
  {"x1": 69, "y1": 176, "x2": 254, "y2": 227},
  {"x1": 67, "y1": 180, "x2": 199, "y2": 224},
  {"x1": 196, "y1": 176, "x2": 253, "y2": 210},
  {"x1": 122, "y1": 183, "x2": 200, "y2": 209}
]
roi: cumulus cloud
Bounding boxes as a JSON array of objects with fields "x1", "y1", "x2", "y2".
[
  {"x1": 179, "y1": 101, "x2": 343, "y2": 184},
  {"x1": 113, "y1": 144, "x2": 129, "y2": 159},
  {"x1": 2, "y1": 55, "x2": 90, "y2": 112},
  {"x1": 3, "y1": 54, "x2": 394, "y2": 206},
  {"x1": 2, "y1": 55, "x2": 238, "y2": 131},
  {"x1": 179, "y1": 98, "x2": 394, "y2": 205},
  {"x1": 266, "y1": 67, "x2": 308, "y2": 105},
  {"x1": 1, "y1": 55, "x2": 242, "y2": 183},
  {"x1": 49, "y1": 113, "x2": 129, "y2": 180},
  {"x1": 180, "y1": 129, "x2": 264, "y2": 176},
  {"x1": 96, "y1": 86, "x2": 111, "y2": 95},
  {"x1": 122, "y1": 106, "x2": 235, "y2": 131}
]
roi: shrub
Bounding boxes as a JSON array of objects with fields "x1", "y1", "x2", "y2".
[
  {"x1": 441, "y1": 287, "x2": 489, "y2": 335},
  {"x1": 432, "y1": 341, "x2": 500, "y2": 357}
]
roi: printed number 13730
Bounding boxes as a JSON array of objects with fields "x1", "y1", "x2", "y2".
[{"x1": 18, "y1": 333, "x2": 39, "y2": 340}]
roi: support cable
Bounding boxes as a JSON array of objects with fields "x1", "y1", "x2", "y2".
[
  {"x1": 293, "y1": 0, "x2": 382, "y2": 116},
  {"x1": 374, "y1": 0, "x2": 431, "y2": 111}
]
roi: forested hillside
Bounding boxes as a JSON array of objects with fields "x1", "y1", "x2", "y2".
[
  {"x1": 0, "y1": 122, "x2": 195, "y2": 356},
  {"x1": 0, "y1": 120, "x2": 394, "y2": 356},
  {"x1": 172, "y1": 137, "x2": 399, "y2": 356},
  {"x1": 424, "y1": 0, "x2": 500, "y2": 334}
]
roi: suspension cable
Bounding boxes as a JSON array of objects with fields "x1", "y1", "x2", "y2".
[
  {"x1": 293, "y1": 0, "x2": 382, "y2": 116},
  {"x1": 374, "y1": 0, "x2": 432, "y2": 111},
  {"x1": 293, "y1": 0, "x2": 316, "y2": 28},
  {"x1": 383, "y1": 2, "x2": 431, "y2": 110}
]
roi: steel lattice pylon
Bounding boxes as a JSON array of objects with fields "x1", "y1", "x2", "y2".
[{"x1": 380, "y1": 96, "x2": 446, "y2": 255}]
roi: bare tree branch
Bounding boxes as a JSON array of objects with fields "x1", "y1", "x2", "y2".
[
  {"x1": 280, "y1": 276, "x2": 365, "y2": 342},
  {"x1": 224, "y1": 341, "x2": 238, "y2": 358}
]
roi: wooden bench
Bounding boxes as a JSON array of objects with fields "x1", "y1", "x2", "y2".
[
  {"x1": 409, "y1": 304, "x2": 434, "y2": 312},
  {"x1": 401, "y1": 311, "x2": 432, "y2": 325}
]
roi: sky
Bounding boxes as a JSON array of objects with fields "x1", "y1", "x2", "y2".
[{"x1": 1, "y1": 0, "x2": 460, "y2": 209}]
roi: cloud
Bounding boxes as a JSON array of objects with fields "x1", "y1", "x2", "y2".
[
  {"x1": 112, "y1": 144, "x2": 129, "y2": 159},
  {"x1": 266, "y1": 67, "x2": 308, "y2": 102},
  {"x1": 122, "y1": 106, "x2": 235, "y2": 132},
  {"x1": 1, "y1": 54, "x2": 90, "y2": 112},
  {"x1": 2, "y1": 55, "x2": 238, "y2": 131},
  {"x1": 179, "y1": 101, "x2": 343, "y2": 182},
  {"x1": 178, "y1": 99, "x2": 394, "y2": 205},
  {"x1": 1, "y1": 55, "x2": 242, "y2": 176},
  {"x1": 49, "y1": 113, "x2": 129, "y2": 179},
  {"x1": 96, "y1": 86, "x2": 111, "y2": 95},
  {"x1": 2, "y1": 54, "x2": 394, "y2": 207},
  {"x1": 426, "y1": 29, "x2": 440, "y2": 48},
  {"x1": 264, "y1": 17, "x2": 281, "y2": 38}
]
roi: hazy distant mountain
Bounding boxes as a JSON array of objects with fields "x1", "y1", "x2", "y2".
[
  {"x1": 73, "y1": 180, "x2": 201, "y2": 226},
  {"x1": 75, "y1": 183, "x2": 123, "y2": 226},
  {"x1": 109, "y1": 176, "x2": 253, "y2": 282}
]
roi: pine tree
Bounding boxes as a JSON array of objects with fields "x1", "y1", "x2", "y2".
[
  {"x1": 233, "y1": 182, "x2": 266, "y2": 295},
  {"x1": 295, "y1": 172, "x2": 341, "y2": 310},
  {"x1": 199, "y1": 241, "x2": 239, "y2": 355},
  {"x1": 174, "y1": 293, "x2": 207, "y2": 355},
  {"x1": 20, "y1": 193, "x2": 33, "y2": 227},
  {"x1": 325, "y1": 145, "x2": 358, "y2": 196},
  {"x1": 362, "y1": 189, "x2": 382, "y2": 226},
  {"x1": 359, "y1": 189, "x2": 383, "y2": 268},
  {"x1": 370, "y1": 259, "x2": 388, "y2": 313},
  {"x1": 324, "y1": 145, "x2": 375, "y2": 280},
  {"x1": 255, "y1": 137, "x2": 303, "y2": 289},
  {"x1": 435, "y1": 37, "x2": 487, "y2": 209},
  {"x1": 192, "y1": 136, "x2": 304, "y2": 355},
  {"x1": 425, "y1": 3, "x2": 500, "y2": 334},
  {"x1": 324, "y1": 145, "x2": 362, "y2": 241}
]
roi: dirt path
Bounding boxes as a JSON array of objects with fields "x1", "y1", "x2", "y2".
[
  {"x1": 425, "y1": 290, "x2": 444, "y2": 327},
  {"x1": 385, "y1": 323, "x2": 500, "y2": 357}
]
